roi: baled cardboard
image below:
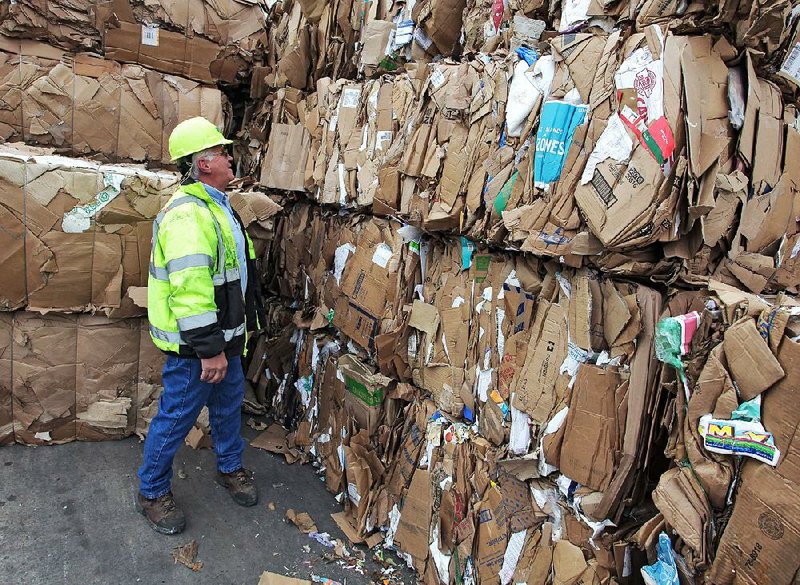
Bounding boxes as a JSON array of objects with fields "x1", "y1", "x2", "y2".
[
  {"x1": 7, "y1": 313, "x2": 165, "y2": 445},
  {"x1": 223, "y1": 10, "x2": 800, "y2": 584},
  {"x1": 0, "y1": 40, "x2": 227, "y2": 163},
  {"x1": 0, "y1": 144, "x2": 178, "y2": 312},
  {"x1": 0, "y1": 313, "x2": 12, "y2": 445},
  {"x1": 1, "y1": 0, "x2": 266, "y2": 85}
]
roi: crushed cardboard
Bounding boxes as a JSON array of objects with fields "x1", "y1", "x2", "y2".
[{"x1": 171, "y1": 540, "x2": 203, "y2": 572}]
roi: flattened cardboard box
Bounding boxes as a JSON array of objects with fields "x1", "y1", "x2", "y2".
[
  {"x1": 558, "y1": 364, "x2": 621, "y2": 492},
  {"x1": 338, "y1": 354, "x2": 391, "y2": 435},
  {"x1": 260, "y1": 124, "x2": 311, "y2": 192},
  {"x1": 393, "y1": 468, "x2": 433, "y2": 570},
  {"x1": 722, "y1": 318, "x2": 784, "y2": 400}
]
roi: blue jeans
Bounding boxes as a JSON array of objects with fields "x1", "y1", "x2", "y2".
[{"x1": 138, "y1": 355, "x2": 246, "y2": 499}]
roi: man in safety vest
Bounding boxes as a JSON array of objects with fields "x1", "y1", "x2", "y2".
[{"x1": 136, "y1": 117, "x2": 264, "y2": 534}]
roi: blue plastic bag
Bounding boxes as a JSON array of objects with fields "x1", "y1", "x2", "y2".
[
  {"x1": 515, "y1": 47, "x2": 538, "y2": 66},
  {"x1": 641, "y1": 532, "x2": 679, "y2": 585}
]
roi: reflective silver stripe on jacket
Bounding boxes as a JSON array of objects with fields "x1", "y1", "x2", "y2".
[
  {"x1": 150, "y1": 323, "x2": 245, "y2": 346},
  {"x1": 150, "y1": 253, "x2": 216, "y2": 282},
  {"x1": 223, "y1": 324, "x2": 246, "y2": 342},
  {"x1": 177, "y1": 311, "x2": 218, "y2": 331},
  {"x1": 150, "y1": 324, "x2": 182, "y2": 345},
  {"x1": 167, "y1": 253, "x2": 214, "y2": 274},
  {"x1": 150, "y1": 264, "x2": 169, "y2": 281},
  {"x1": 212, "y1": 267, "x2": 241, "y2": 286}
]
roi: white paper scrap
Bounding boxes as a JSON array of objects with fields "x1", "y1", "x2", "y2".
[
  {"x1": 580, "y1": 113, "x2": 634, "y2": 185},
  {"x1": 509, "y1": 400, "x2": 531, "y2": 455},
  {"x1": 372, "y1": 243, "x2": 393, "y2": 268},
  {"x1": 333, "y1": 243, "x2": 356, "y2": 285},
  {"x1": 499, "y1": 530, "x2": 528, "y2": 584},
  {"x1": 340, "y1": 87, "x2": 361, "y2": 109}
]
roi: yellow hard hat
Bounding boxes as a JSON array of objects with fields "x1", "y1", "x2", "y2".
[{"x1": 168, "y1": 117, "x2": 232, "y2": 161}]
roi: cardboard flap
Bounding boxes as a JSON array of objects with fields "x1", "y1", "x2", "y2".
[{"x1": 723, "y1": 318, "x2": 784, "y2": 400}]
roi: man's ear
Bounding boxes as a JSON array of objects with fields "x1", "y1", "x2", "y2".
[{"x1": 196, "y1": 157, "x2": 211, "y2": 175}]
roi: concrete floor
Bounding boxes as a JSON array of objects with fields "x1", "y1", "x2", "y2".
[{"x1": 0, "y1": 417, "x2": 410, "y2": 585}]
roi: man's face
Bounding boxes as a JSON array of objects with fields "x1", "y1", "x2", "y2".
[{"x1": 198, "y1": 147, "x2": 234, "y2": 189}]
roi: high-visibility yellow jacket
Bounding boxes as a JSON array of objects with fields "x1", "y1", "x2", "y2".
[{"x1": 147, "y1": 181, "x2": 261, "y2": 358}]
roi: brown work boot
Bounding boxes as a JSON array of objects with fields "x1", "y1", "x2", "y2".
[
  {"x1": 135, "y1": 492, "x2": 186, "y2": 535},
  {"x1": 215, "y1": 468, "x2": 258, "y2": 507}
]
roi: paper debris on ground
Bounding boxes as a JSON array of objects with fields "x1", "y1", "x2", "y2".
[
  {"x1": 258, "y1": 571, "x2": 311, "y2": 585},
  {"x1": 286, "y1": 509, "x2": 318, "y2": 534},
  {"x1": 171, "y1": 540, "x2": 202, "y2": 572}
]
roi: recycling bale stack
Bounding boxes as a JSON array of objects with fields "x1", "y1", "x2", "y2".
[
  {"x1": 0, "y1": 143, "x2": 178, "y2": 445},
  {"x1": 1, "y1": 0, "x2": 269, "y2": 85},
  {"x1": 0, "y1": 0, "x2": 254, "y2": 445},
  {"x1": 240, "y1": 1, "x2": 800, "y2": 584}
]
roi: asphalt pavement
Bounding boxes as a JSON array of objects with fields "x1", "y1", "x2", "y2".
[{"x1": 0, "y1": 416, "x2": 411, "y2": 585}]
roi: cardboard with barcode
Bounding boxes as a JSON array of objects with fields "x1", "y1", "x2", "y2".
[
  {"x1": 779, "y1": 32, "x2": 800, "y2": 89},
  {"x1": 103, "y1": 21, "x2": 225, "y2": 84},
  {"x1": 574, "y1": 142, "x2": 666, "y2": 249}
]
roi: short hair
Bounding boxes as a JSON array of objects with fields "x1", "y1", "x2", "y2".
[{"x1": 189, "y1": 147, "x2": 221, "y2": 180}]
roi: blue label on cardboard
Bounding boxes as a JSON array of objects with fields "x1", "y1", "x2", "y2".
[{"x1": 534, "y1": 101, "x2": 588, "y2": 185}]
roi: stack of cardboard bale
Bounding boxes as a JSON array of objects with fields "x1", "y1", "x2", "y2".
[
  {"x1": 243, "y1": 1, "x2": 800, "y2": 584},
  {"x1": 0, "y1": 143, "x2": 177, "y2": 446},
  {"x1": 0, "y1": 0, "x2": 265, "y2": 445}
]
